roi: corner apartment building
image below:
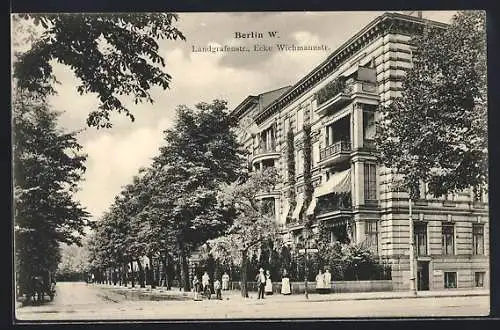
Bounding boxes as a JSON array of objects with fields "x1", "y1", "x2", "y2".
[{"x1": 231, "y1": 12, "x2": 489, "y2": 291}]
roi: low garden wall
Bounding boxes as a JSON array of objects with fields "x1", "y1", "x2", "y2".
[{"x1": 228, "y1": 280, "x2": 393, "y2": 294}]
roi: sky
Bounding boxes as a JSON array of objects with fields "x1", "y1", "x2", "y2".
[{"x1": 13, "y1": 11, "x2": 457, "y2": 220}]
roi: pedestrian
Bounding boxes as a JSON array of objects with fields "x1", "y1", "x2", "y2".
[
  {"x1": 202, "y1": 271, "x2": 210, "y2": 292},
  {"x1": 281, "y1": 269, "x2": 291, "y2": 295},
  {"x1": 214, "y1": 278, "x2": 222, "y2": 300},
  {"x1": 145, "y1": 264, "x2": 151, "y2": 286},
  {"x1": 256, "y1": 268, "x2": 266, "y2": 299},
  {"x1": 316, "y1": 269, "x2": 325, "y2": 294},
  {"x1": 222, "y1": 272, "x2": 230, "y2": 290},
  {"x1": 324, "y1": 268, "x2": 332, "y2": 293},
  {"x1": 192, "y1": 276, "x2": 201, "y2": 301},
  {"x1": 202, "y1": 271, "x2": 211, "y2": 298},
  {"x1": 91, "y1": 273, "x2": 95, "y2": 284},
  {"x1": 265, "y1": 270, "x2": 273, "y2": 295}
]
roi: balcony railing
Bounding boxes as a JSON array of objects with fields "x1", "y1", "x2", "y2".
[
  {"x1": 319, "y1": 140, "x2": 351, "y2": 161},
  {"x1": 316, "y1": 78, "x2": 349, "y2": 106},
  {"x1": 316, "y1": 192, "x2": 352, "y2": 215},
  {"x1": 316, "y1": 75, "x2": 378, "y2": 116},
  {"x1": 253, "y1": 142, "x2": 277, "y2": 155}
]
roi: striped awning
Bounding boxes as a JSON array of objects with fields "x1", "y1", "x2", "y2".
[
  {"x1": 280, "y1": 198, "x2": 290, "y2": 225},
  {"x1": 306, "y1": 197, "x2": 317, "y2": 216},
  {"x1": 314, "y1": 169, "x2": 351, "y2": 198},
  {"x1": 291, "y1": 195, "x2": 304, "y2": 220}
]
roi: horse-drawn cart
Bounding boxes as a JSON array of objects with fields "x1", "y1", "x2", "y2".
[{"x1": 25, "y1": 273, "x2": 56, "y2": 304}]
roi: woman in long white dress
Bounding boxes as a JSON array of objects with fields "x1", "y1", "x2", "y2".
[
  {"x1": 281, "y1": 270, "x2": 291, "y2": 295},
  {"x1": 316, "y1": 269, "x2": 325, "y2": 293},
  {"x1": 222, "y1": 272, "x2": 230, "y2": 290},
  {"x1": 265, "y1": 270, "x2": 273, "y2": 295},
  {"x1": 323, "y1": 269, "x2": 332, "y2": 293}
]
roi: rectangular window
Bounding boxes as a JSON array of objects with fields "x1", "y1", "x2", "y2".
[
  {"x1": 414, "y1": 222, "x2": 428, "y2": 256},
  {"x1": 473, "y1": 224, "x2": 484, "y2": 255},
  {"x1": 363, "y1": 111, "x2": 376, "y2": 140},
  {"x1": 442, "y1": 223, "x2": 455, "y2": 255},
  {"x1": 297, "y1": 108, "x2": 304, "y2": 131},
  {"x1": 475, "y1": 272, "x2": 485, "y2": 287},
  {"x1": 365, "y1": 221, "x2": 378, "y2": 251},
  {"x1": 364, "y1": 163, "x2": 377, "y2": 201},
  {"x1": 444, "y1": 272, "x2": 457, "y2": 288},
  {"x1": 306, "y1": 104, "x2": 314, "y2": 123},
  {"x1": 312, "y1": 143, "x2": 319, "y2": 166},
  {"x1": 287, "y1": 116, "x2": 293, "y2": 135},
  {"x1": 296, "y1": 150, "x2": 303, "y2": 174}
]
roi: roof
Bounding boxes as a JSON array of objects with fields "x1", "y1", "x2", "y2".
[
  {"x1": 254, "y1": 12, "x2": 449, "y2": 124},
  {"x1": 230, "y1": 85, "x2": 292, "y2": 119}
]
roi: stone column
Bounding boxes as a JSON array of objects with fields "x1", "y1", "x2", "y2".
[
  {"x1": 352, "y1": 103, "x2": 364, "y2": 149},
  {"x1": 355, "y1": 219, "x2": 365, "y2": 244},
  {"x1": 274, "y1": 197, "x2": 280, "y2": 224},
  {"x1": 352, "y1": 160, "x2": 364, "y2": 207}
]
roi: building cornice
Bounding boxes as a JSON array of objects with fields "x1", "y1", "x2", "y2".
[
  {"x1": 230, "y1": 96, "x2": 258, "y2": 119},
  {"x1": 254, "y1": 12, "x2": 448, "y2": 125}
]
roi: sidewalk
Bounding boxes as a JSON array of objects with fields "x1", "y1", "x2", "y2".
[{"x1": 95, "y1": 283, "x2": 489, "y2": 303}]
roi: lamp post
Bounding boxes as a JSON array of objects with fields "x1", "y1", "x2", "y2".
[
  {"x1": 408, "y1": 198, "x2": 417, "y2": 295},
  {"x1": 304, "y1": 233, "x2": 309, "y2": 300}
]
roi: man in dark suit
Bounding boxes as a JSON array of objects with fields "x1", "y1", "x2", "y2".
[{"x1": 256, "y1": 268, "x2": 266, "y2": 299}]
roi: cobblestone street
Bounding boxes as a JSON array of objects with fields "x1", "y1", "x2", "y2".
[{"x1": 15, "y1": 282, "x2": 490, "y2": 321}]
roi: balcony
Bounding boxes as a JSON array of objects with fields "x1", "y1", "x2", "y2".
[
  {"x1": 315, "y1": 192, "x2": 352, "y2": 216},
  {"x1": 254, "y1": 189, "x2": 280, "y2": 200},
  {"x1": 251, "y1": 144, "x2": 280, "y2": 165},
  {"x1": 319, "y1": 140, "x2": 351, "y2": 166},
  {"x1": 315, "y1": 79, "x2": 351, "y2": 115},
  {"x1": 315, "y1": 78, "x2": 379, "y2": 116}
]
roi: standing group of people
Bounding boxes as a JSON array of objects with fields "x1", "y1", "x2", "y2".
[
  {"x1": 256, "y1": 268, "x2": 292, "y2": 298},
  {"x1": 315, "y1": 269, "x2": 332, "y2": 294},
  {"x1": 191, "y1": 267, "x2": 333, "y2": 300},
  {"x1": 192, "y1": 271, "x2": 231, "y2": 301}
]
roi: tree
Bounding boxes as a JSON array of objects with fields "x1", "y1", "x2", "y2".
[
  {"x1": 302, "y1": 124, "x2": 314, "y2": 220},
  {"x1": 86, "y1": 100, "x2": 244, "y2": 291},
  {"x1": 375, "y1": 11, "x2": 487, "y2": 198},
  {"x1": 208, "y1": 167, "x2": 281, "y2": 298},
  {"x1": 286, "y1": 129, "x2": 296, "y2": 221},
  {"x1": 12, "y1": 13, "x2": 186, "y2": 128},
  {"x1": 13, "y1": 91, "x2": 90, "y2": 297},
  {"x1": 144, "y1": 100, "x2": 245, "y2": 291},
  {"x1": 57, "y1": 242, "x2": 90, "y2": 281}
]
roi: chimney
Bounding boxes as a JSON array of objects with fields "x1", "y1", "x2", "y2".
[{"x1": 402, "y1": 11, "x2": 423, "y2": 19}]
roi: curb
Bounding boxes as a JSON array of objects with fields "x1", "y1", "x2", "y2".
[
  {"x1": 297, "y1": 292, "x2": 490, "y2": 303},
  {"x1": 103, "y1": 287, "x2": 192, "y2": 301},
  {"x1": 97, "y1": 285, "x2": 488, "y2": 303}
]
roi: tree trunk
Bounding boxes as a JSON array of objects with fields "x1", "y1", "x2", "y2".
[
  {"x1": 167, "y1": 253, "x2": 174, "y2": 289},
  {"x1": 136, "y1": 259, "x2": 145, "y2": 288},
  {"x1": 240, "y1": 249, "x2": 249, "y2": 298},
  {"x1": 129, "y1": 260, "x2": 135, "y2": 287},
  {"x1": 122, "y1": 264, "x2": 127, "y2": 286},
  {"x1": 149, "y1": 254, "x2": 156, "y2": 289},
  {"x1": 160, "y1": 255, "x2": 168, "y2": 288},
  {"x1": 178, "y1": 241, "x2": 190, "y2": 292}
]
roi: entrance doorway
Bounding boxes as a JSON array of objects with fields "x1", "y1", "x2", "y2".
[{"x1": 417, "y1": 261, "x2": 430, "y2": 291}]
